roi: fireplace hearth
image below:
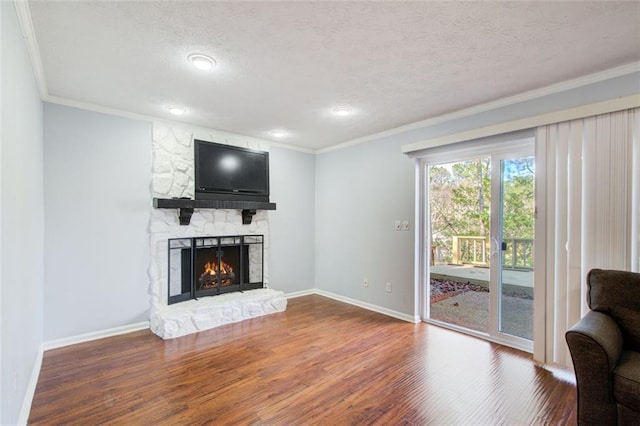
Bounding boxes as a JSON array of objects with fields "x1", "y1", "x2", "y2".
[{"x1": 168, "y1": 235, "x2": 264, "y2": 305}]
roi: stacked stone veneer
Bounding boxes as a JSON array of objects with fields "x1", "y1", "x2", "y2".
[{"x1": 148, "y1": 122, "x2": 286, "y2": 339}]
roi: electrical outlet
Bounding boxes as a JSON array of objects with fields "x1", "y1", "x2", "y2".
[
  {"x1": 386, "y1": 282, "x2": 392, "y2": 293},
  {"x1": 363, "y1": 278, "x2": 369, "y2": 288},
  {"x1": 403, "y1": 220, "x2": 410, "y2": 231},
  {"x1": 394, "y1": 220, "x2": 401, "y2": 231}
]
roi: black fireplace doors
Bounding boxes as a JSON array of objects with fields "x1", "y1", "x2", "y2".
[{"x1": 167, "y1": 235, "x2": 264, "y2": 305}]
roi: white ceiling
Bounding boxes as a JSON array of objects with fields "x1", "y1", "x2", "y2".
[{"x1": 26, "y1": 1, "x2": 640, "y2": 151}]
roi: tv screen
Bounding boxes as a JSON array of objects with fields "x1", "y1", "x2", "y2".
[{"x1": 194, "y1": 140, "x2": 269, "y2": 201}]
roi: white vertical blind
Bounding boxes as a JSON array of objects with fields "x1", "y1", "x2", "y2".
[
  {"x1": 633, "y1": 110, "x2": 640, "y2": 271},
  {"x1": 535, "y1": 107, "x2": 639, "y2": 366}
]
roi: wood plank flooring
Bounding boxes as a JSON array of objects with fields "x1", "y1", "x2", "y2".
[{"x1": 29, "y1": 295, "x2": 577, "y2": 425}]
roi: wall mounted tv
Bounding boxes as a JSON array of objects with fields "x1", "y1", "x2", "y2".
[{"x1": 194, "y1": 139, "x2": 270, "y2": 202}]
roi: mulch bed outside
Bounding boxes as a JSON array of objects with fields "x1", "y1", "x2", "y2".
[{"x1": 430, "y1": 278, "x2": 488, "y2": 303}]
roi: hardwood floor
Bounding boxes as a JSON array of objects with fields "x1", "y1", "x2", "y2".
[{"x1": 29, "y1": 295, "x2": 577, "y2": 425}]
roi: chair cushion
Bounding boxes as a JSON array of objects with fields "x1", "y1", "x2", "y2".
[
  {"x1": 613, "y1": 351, "x2": 640, "y2": 412},
  {"x1": 588, "y1": 269, "x2": 640, "y2": 351}
]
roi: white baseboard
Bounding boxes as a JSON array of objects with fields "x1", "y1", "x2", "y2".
[
  {"x1": 284, "y1": 288, "x2": 419, "y2": 323},
  {"x1": 39, "y1": 290, "x2": 417, "y2": 351},
  {"x1": 283, "y1": 289, "x2": 316, "y2": 299},
  {"x1": 20, "y1": 293, "x2": 414, "y2": 424},
  {"x1": 42, "y1": 321, "x2": 150, "y2": 351},
  {"x1": 313, "y1": 289, "x2": 420, "y2": 323},
  {"x1": 18, "y1": 345, "x2": 44, "y2": 426},
  {"x1": 19, "y1": 322, "x2": 149, "y2": 424}
]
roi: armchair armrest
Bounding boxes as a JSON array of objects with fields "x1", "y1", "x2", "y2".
[{"x1": 566, "y1": 310, "x2": 624, "y2": 425}]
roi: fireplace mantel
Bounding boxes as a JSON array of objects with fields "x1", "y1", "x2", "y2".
[{"x1": 153, "y1": 198, "x2": 276, "y2": 225}]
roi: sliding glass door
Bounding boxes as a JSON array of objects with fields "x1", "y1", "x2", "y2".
[
  {"x1": 496, "y1": 156, "x2": 535, "y2": 340},
  {"x1": 429, "y1": 156, "x2": 491, "y2": 333},
  {"x1": 424, "y1": 140, "x2": 535, "y2": 350}
]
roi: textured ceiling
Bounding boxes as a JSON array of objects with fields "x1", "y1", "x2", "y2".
[{"x1": 27, "y1": 1, "x2": 640, "y2": 150}]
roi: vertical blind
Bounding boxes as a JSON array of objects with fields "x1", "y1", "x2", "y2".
[{"x1": 535, "y1": 107, "x2": 640, "y2": 366}]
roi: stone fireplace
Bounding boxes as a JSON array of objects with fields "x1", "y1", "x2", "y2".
[{"x1": 148, "y1": 123, "x2": 286, "y2": 339}]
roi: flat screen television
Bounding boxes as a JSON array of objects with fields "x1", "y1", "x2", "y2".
[{"x1": 194, "y1": 139, "x2": 270, "y2": 202}]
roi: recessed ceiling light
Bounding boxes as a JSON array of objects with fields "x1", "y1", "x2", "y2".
[
  {"x1": 168, "y1": 107, "x2": 186, "y2": 116},
  {"x1": 269, "y1": 130, "x2": 287, "y2": 138},
  {"x1": 332, "y1": 106, "x2": 353, "y2": 117},
  {"x1": 187, "y1": 53, "x2": 216, "y2": 71}
]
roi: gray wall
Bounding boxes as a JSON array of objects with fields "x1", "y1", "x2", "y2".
[
  {"x1": 1, "y1": 2, "x2": 45, "y2": 423},
  {"x1": 315, "y1": 140, "x2": 415, "y2": 313},
  {"x1": 41, "y1": 72, "x2": 638, "y2": 338},
  {"x1": 42, "y1": 106, "x2": 317, "y2": 341},
  {"x1": 314, "y1": 72, "x2": 640, "y2": 318},
  {"x1": 43, "y1": 104, "x2": 152, "y2": 341},
  {"x1": 269, "y1": 147, "x2": 315, "y2": 294}
]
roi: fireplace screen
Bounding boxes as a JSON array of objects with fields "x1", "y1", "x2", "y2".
[{"x1": 168, "y1": 235, "x2": 264, "y2": 305}]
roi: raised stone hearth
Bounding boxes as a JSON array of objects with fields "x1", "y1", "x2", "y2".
[{"x1": 150, "y1": 288, "x2": 287, "y2": 339}]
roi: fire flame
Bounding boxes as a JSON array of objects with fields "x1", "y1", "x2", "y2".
[
  {"x1": 203, "y1": 261, "x2": 234, "y2": 276},
  {"x1": 199, "y1": 259, "x2": 236, "y2": 289}
]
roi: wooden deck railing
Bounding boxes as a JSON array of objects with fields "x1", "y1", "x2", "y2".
[
  {"x1": 452, "y1": 236, "x2": 488, "y2": 266},
  {"x1": 450, "y1": 236, "x2": 533, "y2": 270}
]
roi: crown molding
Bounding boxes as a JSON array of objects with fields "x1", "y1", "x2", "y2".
[
  {"x1": 13, "y1": 0, "x2": 47, "y2": 99},
  {"x1": 14, "y1": 0, "x2": 639, "y2": 156},
  {"x1": 46, "y1": 94, "x2": 159, "y2": 122},
  {"x1": 317, "y1": 61, "x2": 640, "y2": 154},
  {"x1": 13, "y1": 0, "x2": 312, "y2": 155},
  {"x1": 265, "y1": 140, "x2": 315, "y2": 154},
  {"x1": 45, "y1": 96, "x2": 315, "y2": 154},
  {"x1": 402, "y1": 94, "x2": 640, "y2": 155}
]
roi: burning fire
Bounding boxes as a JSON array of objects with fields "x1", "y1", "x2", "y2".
[
  {"x1": 199, "y1": 260, "x2": 235, "y2": 289},
  {"x1": 203, "y1": 261, "x2": 233, "y2": 276}
]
